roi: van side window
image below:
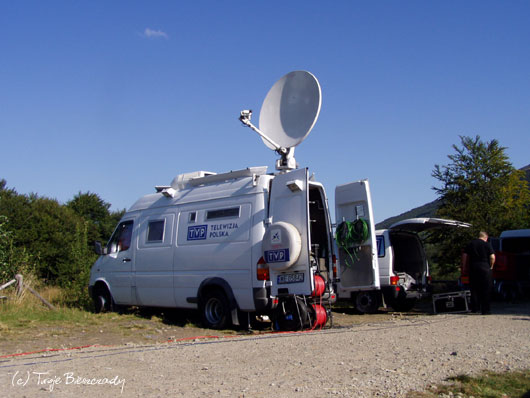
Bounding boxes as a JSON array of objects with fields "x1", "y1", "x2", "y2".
[
  {"x1": 502, "y1": 237, "x2": 530, "y2": 254},
  {"x1": 147, "y1": 220, "x2": 165, "y2": 242},
  {"x1": 376, "y1": 235, "x2": 385, "y2": 257},
  {"x1": 206, "y1": 207, "x2": 240, "y2": 220},
  {"x1": 188, "y1": 212, "x2": 197, "y2": 223},
  {"x1": 108, "y1": 221, "x2": 134, "y2": 253}
]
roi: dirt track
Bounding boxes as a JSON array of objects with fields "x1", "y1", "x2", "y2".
[{"x1": 1, "y1": 301, "x2": 529, "y2": 397}]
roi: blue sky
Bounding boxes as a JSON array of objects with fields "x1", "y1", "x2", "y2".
[{"x1": 1, "y1": 1, "x2": 529, "y2": 223}]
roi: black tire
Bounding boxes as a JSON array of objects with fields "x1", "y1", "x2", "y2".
[
  {"x1": 497, "y1": 282, "x2": 518, "y2": 302},
  {"x1": 355, "y1": 291, "x2": 380, "y2": 314},
  {"x1": 391, "y1": 297, "x2": 417, "y2": 312},
  {"x1": 93, "y1": 286, "x2": 113, "y2": 313},
  {"x1": 200, "y1": 290, "x2": 231, "y2": 330}
]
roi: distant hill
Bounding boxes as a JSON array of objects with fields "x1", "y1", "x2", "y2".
[
  {"x1": 375, "y1": 164, "x2": 530, "y2": 230},
  {"x1": 375, "y1": 199, "x2": 441, "y2": 229}
]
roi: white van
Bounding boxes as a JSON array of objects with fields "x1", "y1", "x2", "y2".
[
  {"x1": 89, "y1": 70, "x2": 381, "y2": 329},
  {"x1": 89, "y1": 167, "x2": 379, "y2": 330},
  {"x1": 335, "y1": 205, "x2": 470, "y2": 313}
]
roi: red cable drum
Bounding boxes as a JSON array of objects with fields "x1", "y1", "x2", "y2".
[
  {"x1": 312, "y1": 304, "x2": 327, "y2": 327},
  {"x1": 311, "y1": 275, "x2": 325, "y2": 297}
]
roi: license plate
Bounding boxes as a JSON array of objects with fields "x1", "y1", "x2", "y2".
[{"x1": 277, "y1": 273, "x2": 304, "y2": 284}]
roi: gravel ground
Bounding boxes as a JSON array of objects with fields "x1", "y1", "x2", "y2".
[{"x1": 1, "y1": 302, "x2": 529, "y2": 398}]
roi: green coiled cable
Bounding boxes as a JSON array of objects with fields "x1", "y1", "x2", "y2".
[{"x1": 335, "y1": 219, "x2": 369, "y2": 267}]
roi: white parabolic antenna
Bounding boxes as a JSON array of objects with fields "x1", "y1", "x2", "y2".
[
  {"x1": 259, "y1": 70, "x2": 321, "y2": 150},
  {"x1": 239, "y1": 71, "x2": 322, "y2": 170}
]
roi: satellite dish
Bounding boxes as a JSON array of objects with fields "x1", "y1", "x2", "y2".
[
  {"x1": 259, "y1": 71, "x2": 321, "y2": 150},
  {"x1": 239, "y1": 71, "x2": 322, "y2": 171}
]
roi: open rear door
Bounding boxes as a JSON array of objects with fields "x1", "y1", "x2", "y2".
[
  {"x1": 388, "y1": 218, "x2": 471, "y2": 232},
  {"x1": 267, "y1": 168, "x2": 312, "y2": 296},
  {"x1": 335, "y1": 179, "x2": 379, "y2": 292}
]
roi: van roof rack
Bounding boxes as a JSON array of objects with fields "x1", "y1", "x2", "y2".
[
  {"x1": 156, "y1": 166, "x2": 268, "y2": 197},
  {"x1": 186, "y1": 166, "x2": 268, "y2": 187}
]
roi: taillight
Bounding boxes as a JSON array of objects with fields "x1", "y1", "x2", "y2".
[
  {"x1": 332, "y1": 255, "x2": 337, "y2": 279},
  {"x1": 427, "y1": 275, "x2": 432, "y2": 284},
  {"x1": 390, "y1": 276, "x2": 399, "y2": 285},
  {"x1": 495, "y1": 252, "x2": 508, "y2": 271},
  {"x1": 257, "y1": 257, "x2": 270, "y2": 281}
]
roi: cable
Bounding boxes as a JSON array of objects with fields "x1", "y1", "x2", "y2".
[
  {"x1": 0, "y1": 313, "x2": 472, "y2": 370},
  {"x1": 335, "y1": 219, "x2": 370, "y2": 266}
]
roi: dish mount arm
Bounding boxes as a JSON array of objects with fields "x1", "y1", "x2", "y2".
[{"x1": 239, "y1": 110, "x2": 297, "y2": 171}]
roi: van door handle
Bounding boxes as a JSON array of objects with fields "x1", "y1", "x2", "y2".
[{"x1": 122, "y1": 258, "x2": 132, "y2": 262}]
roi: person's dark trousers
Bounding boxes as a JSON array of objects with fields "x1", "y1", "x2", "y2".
[{"x1": 470, "y1": 264, "x2": 492, "y2": 314}]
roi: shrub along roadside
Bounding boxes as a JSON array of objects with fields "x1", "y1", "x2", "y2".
[{"x1": 0, "y1": 180, "x2": 124, "y2": 310}]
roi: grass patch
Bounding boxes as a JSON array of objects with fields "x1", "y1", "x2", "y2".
[
  {"x1": 408, "y1": 369, "x2": 530, "y2": 398},
  {"x1": 0, "y1": 284, "x2": 201, "y2": 341},
  {"x1": 0, "y1": 285, "x2": 137, "y2": 335}
]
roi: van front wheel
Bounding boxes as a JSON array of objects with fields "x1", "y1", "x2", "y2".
[
  {"x1": 94, "y1": 287, "x2": 113, "y2": 313},
  {"x1": 201, "y1": 290, "x2": 231, "y2": 330}
]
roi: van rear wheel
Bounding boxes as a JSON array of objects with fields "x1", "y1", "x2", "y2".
[
  {"x1": 355, "y1": 291, "x2": 380, "y2": 314},
  {"x1": 201, "y1": 290, "x2": 231, "y2": 330}
]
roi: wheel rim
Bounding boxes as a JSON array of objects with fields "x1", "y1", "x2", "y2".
[
  {"x1": 205, "y1": 297, "x2": 224, "y2": 325},
  {"x1": 97, "y1": 294, "x2": 107, "y2": 312}
]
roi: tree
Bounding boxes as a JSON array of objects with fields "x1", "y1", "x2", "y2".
[
  {"x1": 66, "y1": 192, "x2": 124, "y2": 246},
  {"x1": 0, "y1": 215, "x2": 12, "y2": 281},
  {"x1": 0, "y1": 182, "x2": 95, "y2": 283},
  {"x1": 430, "y1": 135, "x2": 530, "y2": 276},
  {"x1": 0, "y1": 180, "x2": 122, "y2": 307}
]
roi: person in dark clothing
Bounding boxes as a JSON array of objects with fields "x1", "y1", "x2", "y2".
[{"x1": 462, "y1": 231, "x2": 496, "y2": 314}]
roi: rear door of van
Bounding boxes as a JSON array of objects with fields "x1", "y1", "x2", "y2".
[
  {"x1": 335, "y1": 179, "x2": 379, "y2": 294},
  {"x1": 267, "y1": 168, "x2": 312, "y2": 296},
  {"x1": 387, "y1": 217, "x2": 471, "y2": 285},
  {"x1": 388, "y1": 218, "x2": 471, "y2": 232}
]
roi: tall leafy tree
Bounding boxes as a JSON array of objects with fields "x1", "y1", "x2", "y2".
[
  {"x1": 66, "y1": 192, "x2": 124, "y2": 245},
  {"x1": 430, "y1": 135, "x2": 530, "y2": 276},
  {"x1": 0, "y1": 180, "x2": 124, "y2": 307}
]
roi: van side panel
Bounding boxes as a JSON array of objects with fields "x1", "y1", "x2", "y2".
[
  {"x1": 174, "y1": 201, "x2": 255, "y2": 310},
  {"x1": 250, "y1": 192, "x2": 268, "y2": 302},
  {"x1": 134, "y1": 210, "x2": 176, "y2": 307}
]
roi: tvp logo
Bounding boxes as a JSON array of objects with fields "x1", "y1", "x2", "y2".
[
  {"x1": 264, "y1": 249, "x2": 290, "y2": 263},
  {"x1": 271, "y1": 229, "x2": 281, "y2": 244},
  {"x1": 187, "y1": 225, "x2": 208, "y2": 241}
]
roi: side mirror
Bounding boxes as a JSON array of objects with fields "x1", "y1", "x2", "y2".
[{"x1": 94, "y1": 241, "x2": 107, "y2": 255}]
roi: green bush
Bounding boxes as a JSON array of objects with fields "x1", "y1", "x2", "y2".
[{"x1": 0, "y1": 180, "x2": 121, "y2": 309}]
